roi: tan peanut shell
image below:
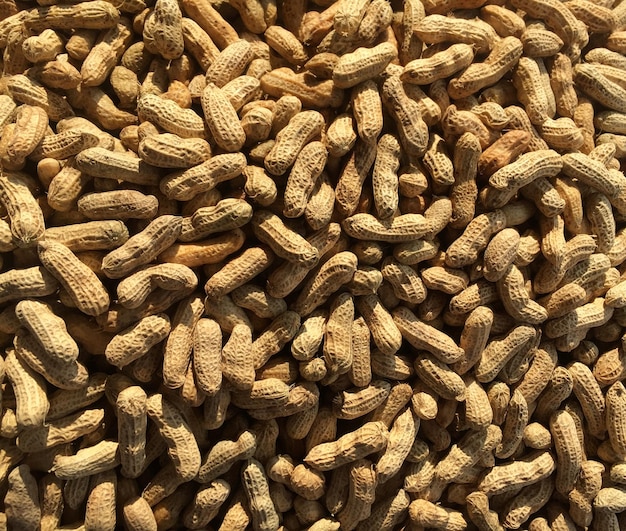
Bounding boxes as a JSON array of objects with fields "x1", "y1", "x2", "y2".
[{"x1": 0, "y1": 1, "x2": 622, "y2": 528}]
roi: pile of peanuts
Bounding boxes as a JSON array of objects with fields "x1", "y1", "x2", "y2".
[{"x1": 5, "y1": 0, "x2": 626, "y2": 529}]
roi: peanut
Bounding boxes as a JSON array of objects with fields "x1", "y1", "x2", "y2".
[
  {"x1": 305, "y1": 421, "x2": 388, "y2": 471},
  {"x1": 145, "y1": 393, "x2": 201, "y2": 481},
  {"x1": 5, "y1": 349, "x2": 49, "y2": 428},
  {"x1": 38, "y1": 239, "x2": 110, "y2": 316},
  {"x1": 0, "y1": 2, "x2": 623, "y2": 528},
  {"x1": 6, "y1": 464, "x2": 40, "y2": 531},
  {"x1": 0, "y1": 169, "x2": 45, "y2": 247},
  {"x1": 15, "y1": 299, "x2": 78, "y2": 363},
  {"x1": 52, "y1": 440, "x2": 120, "y2": 480}
]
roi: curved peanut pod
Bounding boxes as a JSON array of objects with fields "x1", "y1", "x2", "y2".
[
  {"x1": 241, "y1": 458, "x2": 280, "y2": 531},
  {"x1": 162, "y1": 295, "x2": 204, "y2": 389},
  {"x1": 550, "y1": 409, "x2": 583, "y2": 494},
  {"x1": 305, "y1": 421, "x2": 389, "y2": 471},
  {"x1": 101, "y1": 215, "x2": 183, "y2": 279},
  {"x1": 293, "y1": 252, "x2": 358, "y2": 316},
  {"x1": 52, "y1": 440, "x2": 120, "y2": 479},
  {"x1": 182, "y1": 479, "x2": 231, "y2": 529},
  {"x1": 14, "y1": 330, "x2": 89, "y2": 390},
  {"x1": 0, "y1": 266, "x2": 58, "y2": 305},
  {"x1": 105, "y1": 314, "x2": 171, "y2": 369},
  {"x1": 202, "y1": 82, "x2": 245, "y2": 152},
  {"x1": 5, "y1": 105, "x2": 48, "y2": 165},
  {"x1": 38, "y1": 239, "x2": 110, "y2": 316},
  {"x1": 0, "y1": 170, "x2": 45, "y2": 247},
  {"x1": 376, "y1": 408, "x2": 419, "y2": 484},
  {"x1": 146, "y1": 393, "x2": 201, "y2": 481},
  {"x1": 17, "y1": 408, "x2": 105, "y2": 453},
  {"x1": 137, "y1": 93, "x2": 205, "y2": 138},
  {"x1": 6, "y1": 465, "x2": 41, "y2": 531},
  {"x1": 333, "y1": 380, "x2": 391, "y2": 420},
  {"x1": 393, "y1": 306, "x2": 465, "y2": 364},
  {"x1": 5, "y1": 349, "x2": 49, "y2": 429},
  {"x1": 15, "y1": 299, "x2": 79, "y2": 363},
  {"x1": 356, "y1": 294, "x2": 403, "y2": 356},
  {"x1": 117, "y1": 263, "x2": 198, "y2": 309},
  {"x1": 478, "y1": 450, "x2": 556, "y2": 496},
  {"x1": 252, "y1": 209, "x2": 319, "y2": 267},
  {"x1": 198, "y1": 430, "x2": 256, "y2": 483}
]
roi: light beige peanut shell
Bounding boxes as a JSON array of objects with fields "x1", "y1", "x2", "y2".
[
  {"x1": 0, "y1": 170, "x2": 45, "y2": 247},
  {"x1": 15, "y1": 299, "x2": 78, "y2": 363},
  {"x1": 145, "y1": 393, "x2": 201, "y2": 481},
  {"x1": 305, "y1": 421, "x2": 389, "y2": 471},
  {"x1": 52, "y1": 439, "x2": 120, "y2": 480},
  {"x1": 5, "y1": 464, "x2": 41, "y2": 531},
  {"x1": 105, "y1": 313, "x2": 171, "y2": 368}
]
